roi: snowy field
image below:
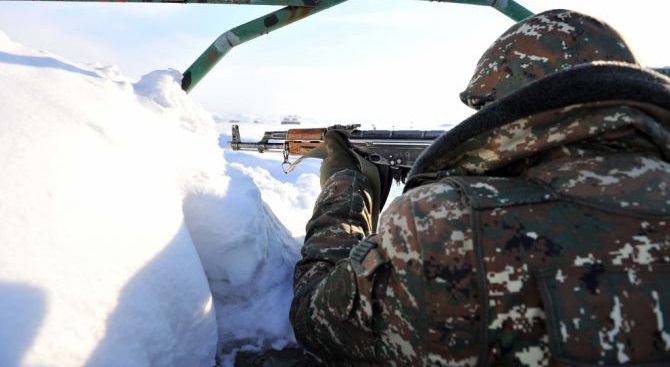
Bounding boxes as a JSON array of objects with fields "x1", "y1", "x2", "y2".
[{"x1": 0, "y1": 29, "x2": 391, "y2": 366}]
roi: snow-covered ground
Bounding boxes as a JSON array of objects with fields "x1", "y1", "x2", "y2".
[{"x1": 0, "y1": 29, "x2": 356, "y2": 366}]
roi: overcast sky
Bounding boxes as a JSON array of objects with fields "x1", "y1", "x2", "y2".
[{"x1": 0, "y1": 0, "x2": 668, "y2": 127}]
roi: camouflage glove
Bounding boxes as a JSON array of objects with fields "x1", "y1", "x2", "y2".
[{"x1": 320, "y1": 130, "x2": 391, "y2": 230}]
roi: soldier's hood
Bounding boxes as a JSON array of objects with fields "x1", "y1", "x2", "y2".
[{"x1": 406, "y1": 62, "x2": 670, "y2": 191}]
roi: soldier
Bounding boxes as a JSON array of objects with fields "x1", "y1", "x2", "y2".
[{"x1": 290, "y1": 9, "x2": 670, "y2": 366}]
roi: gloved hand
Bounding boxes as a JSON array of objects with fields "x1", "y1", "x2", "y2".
[
  {"x1": 319, "y1": 130, "x2": 359, "y2": 187},
  {"x1": 319, "y1": 130, "x2": 393, "y2": 230}
]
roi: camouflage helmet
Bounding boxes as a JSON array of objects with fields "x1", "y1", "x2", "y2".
[{"x1": 460, "y1": 9, "x2": 639, "y2": 109}]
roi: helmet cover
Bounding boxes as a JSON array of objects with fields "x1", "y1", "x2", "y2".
[{"x1": 460, "y1": 9, "x2": 639, "y2": 109}]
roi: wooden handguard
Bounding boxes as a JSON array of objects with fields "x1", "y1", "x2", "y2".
[
  {"x1": 285, "y1": 128, "x2": 327, "y2": 156},
  {"x1": 286, "y1": 141, "x2": 323, "y2": 156},
  {"x1": 286, "y1": 128, "x2": 325, "y2": 141}
]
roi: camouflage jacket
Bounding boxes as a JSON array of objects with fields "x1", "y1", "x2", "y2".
[{"x1": 290, "y1": 64, "x2": 670, "y2": 366}]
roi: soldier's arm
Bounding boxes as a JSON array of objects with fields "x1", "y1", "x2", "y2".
[{"x1": 290, "y1": 169, "x2": 377, "y2": 360}]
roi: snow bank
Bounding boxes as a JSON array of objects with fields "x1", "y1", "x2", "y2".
[{"x1": 0, "y1": 28, "x2": 321, "y2": 367}]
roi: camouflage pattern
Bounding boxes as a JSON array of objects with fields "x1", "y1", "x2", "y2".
[
  {"x1": 460, "y1": 9, "x2": 639, "y2": 109},
  {"x1": 290, "y1": 171, "x2": 379, "y2": 365},
  {"x1": 290, "y1": 9, "x2": 670, "y2": 367},
  {"x1": 433, "y1": 102, "x2": 670, "y2": 176},
  {"x1": 291, "y1": 99, "x2": 670, "y2": 365}
]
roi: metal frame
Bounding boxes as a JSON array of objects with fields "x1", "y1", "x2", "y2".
[
  {"x1": 8, "y1": 0, "x2": 534, "y2": 91},
  {"x1": 181, "y1": 0, "x2": 351, "y2": 91},
  {"x1": 180, "y1": 0, "x2": 533, "y2": 91}
]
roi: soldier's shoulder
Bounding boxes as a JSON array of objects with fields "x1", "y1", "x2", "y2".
[
  {"x1": 401, "y1": 180, "x2": 465, "y2": 205},
  {"x1": 381, "y1": 181, "x2": 468, "y2": 226}
]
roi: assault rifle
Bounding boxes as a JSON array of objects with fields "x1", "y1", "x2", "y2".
[{"x1": 227, "y1": 124, "x2": 444, "y2": 183}]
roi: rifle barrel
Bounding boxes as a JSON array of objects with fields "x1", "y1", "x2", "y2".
[{"x1": 229, "y1": 141, "x2": 285, "y2": 153}]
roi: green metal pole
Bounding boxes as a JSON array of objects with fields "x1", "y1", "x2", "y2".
[
  {"x1": 432, "y1": 0, "x2": 532, "y2": 21},
  {"x1": 181, "y1": 0, "x2": 348, "y2": 92},
  {"x1": 489, "y1": 0, "x2": 533, "y2": 21}
]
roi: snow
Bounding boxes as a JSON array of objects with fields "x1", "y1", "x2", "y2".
[{"x1": 0, "y1": 29, "x2": 333, "y2": 366}]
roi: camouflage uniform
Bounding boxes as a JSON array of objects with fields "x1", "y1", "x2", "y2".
[{"x1": 290, "y1": 10, "x2": 670, "y2": 366}]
